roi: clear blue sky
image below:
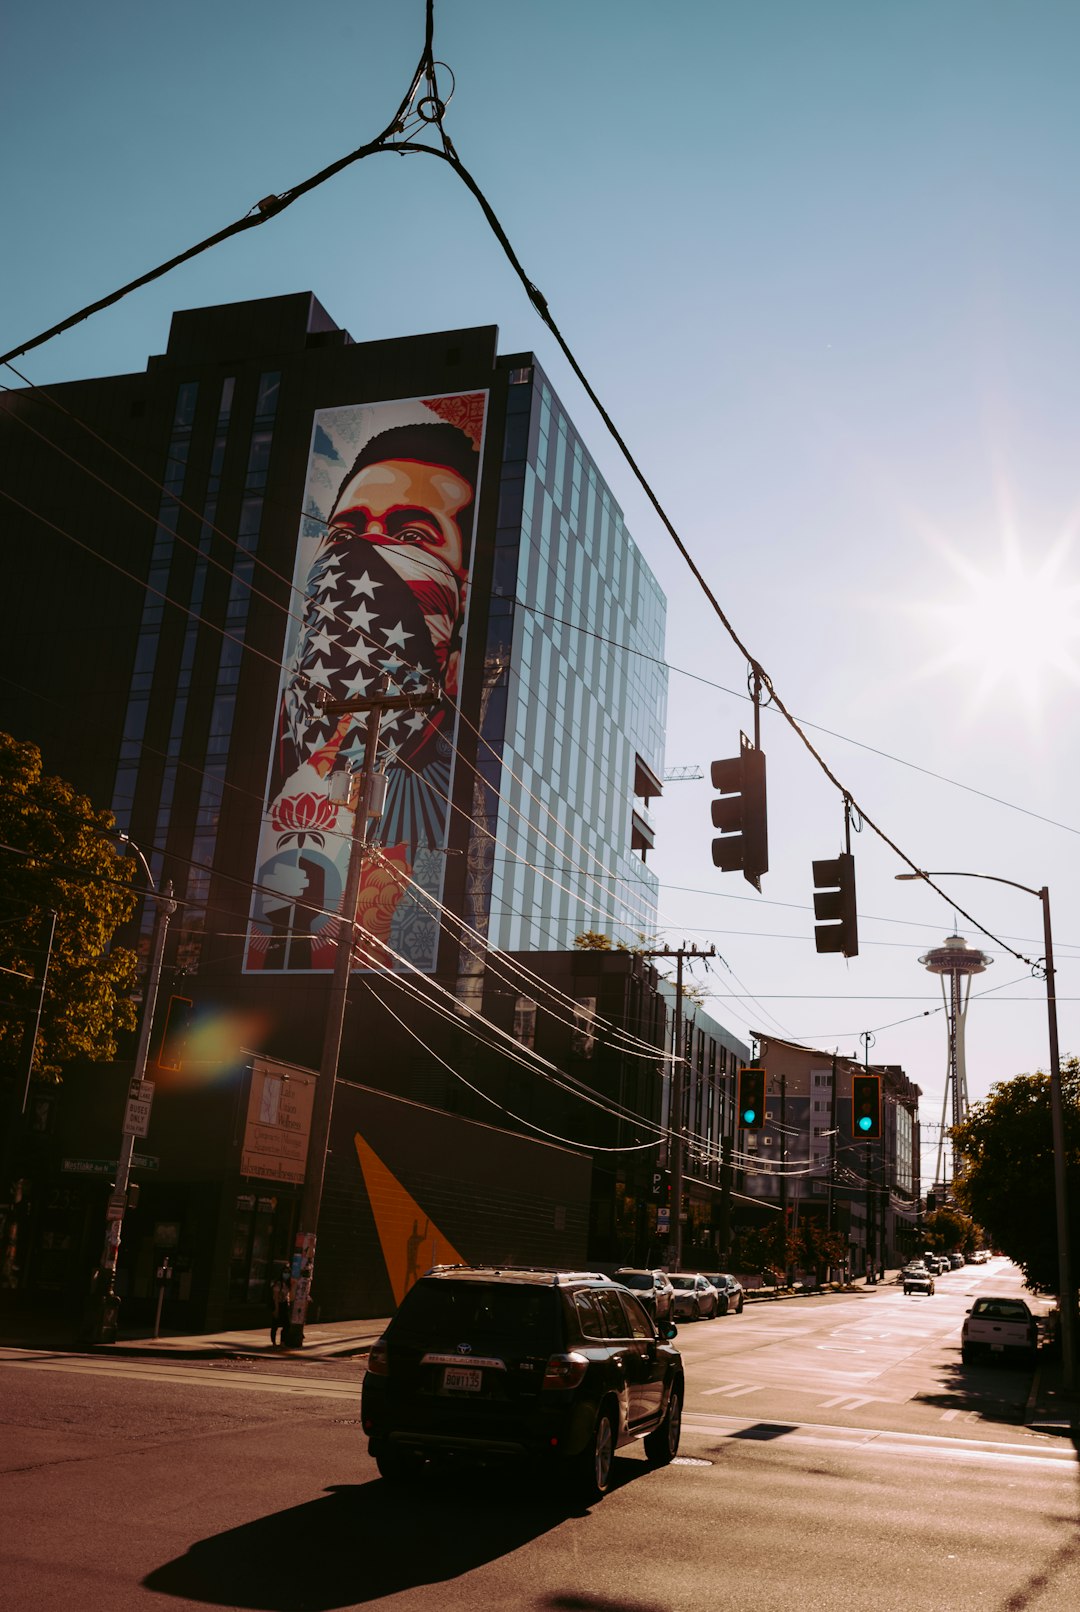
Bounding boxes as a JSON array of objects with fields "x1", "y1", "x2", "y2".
[{"x1": 5, "y1": 2, "x2": 1080, "y2": 1179}]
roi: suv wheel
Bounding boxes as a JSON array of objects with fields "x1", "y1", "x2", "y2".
[
  {"x1": 574, "y1": 1407, "x2": 616, "y2": 1501},
  {"x1": 644, "y1": 1383, "x2": 682, "y2": 1466}
]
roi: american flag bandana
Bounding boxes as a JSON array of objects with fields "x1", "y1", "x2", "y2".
[{"x1": 274, "y1": 533, "x2": 463, "y2": 804}]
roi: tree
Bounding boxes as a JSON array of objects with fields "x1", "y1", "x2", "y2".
[
  {"x1": 922, "y1": 1205, "x2": 976, "y2": 1254},
  {"x1": 951, "y1": 1059, "x2": 1080, "y2": 1293},
  {"x1": 0, "y1": 734, "x2": 139, "y2": 1084}
]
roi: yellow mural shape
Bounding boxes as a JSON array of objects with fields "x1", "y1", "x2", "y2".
[{"x1": 353, "y1": 1131, "x2": 465, "y2": 1306}]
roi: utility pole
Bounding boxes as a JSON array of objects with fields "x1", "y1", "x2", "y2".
[
  {"x1": 82, "y1": 874, "x2": 176, "y2": 1344},
  {"x1": 779, "y1": 1072, "x2": 789, "y2": 1286},
  {"x1": 639, "y1": 943, "x2": 716, "y2": 1271},
  {"x1": 285, "y1": 675, "x2": 437, "y2": 1347}
]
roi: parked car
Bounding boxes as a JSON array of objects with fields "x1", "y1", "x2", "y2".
[
  {"x1": 927, "y1": 1255, "x2": 949, "y2": 1275},
  {"x1": 961, "y1": 1296, "x2": 1038, "y2": 1367},
  {"x1": 903, "y1": 1267, "x2": 935, "y2": 1296},
  {"x1": 360, "y1": 1265, "x2": 684, "y2": 1500},
  {"x1": 668, "y1": 1273, "x2": 719, "y2": 1320},
  {"x1": 613, "y1": 1268, "x2": 675, "y2": 1324},
  {"x1": 702, "y1": 1273, "x2": 745, "y2": 1315},
  {"x1": 949, "y1": 1253, "x2": 966, "y2": 1270}
]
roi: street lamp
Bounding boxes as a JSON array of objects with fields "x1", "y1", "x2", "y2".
[
  {"x1": 82, "y1": 835, "x2": 175, "y2": 1345},
  {"x1": 895, "y1": 869, "x2": 1074, "y2": 1389}
]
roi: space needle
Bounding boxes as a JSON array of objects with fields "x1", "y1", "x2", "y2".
[{"x1": 919, "y1": 932, "x2": 993, "y2": 1189}]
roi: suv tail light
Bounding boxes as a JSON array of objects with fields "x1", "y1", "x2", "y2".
[
  {"x1": 541, "y1": 1351, "x2": 588, "y2": 1391},
  {"x1": 366, "y1": 1339, "x2": 389, "y2": 1377}
]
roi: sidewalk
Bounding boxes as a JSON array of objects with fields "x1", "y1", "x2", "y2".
[{"x1": 0, "y1": 1305, "x2": 389, "y2": 1361}]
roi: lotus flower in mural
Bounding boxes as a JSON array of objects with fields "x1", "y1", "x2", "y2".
[{"x1": 271, "y1": 789, "x2": 337, "y2": 849}]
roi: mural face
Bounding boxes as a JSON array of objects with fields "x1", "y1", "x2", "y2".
[{"x1": 245, "y1": 392, "x2": 488, "y2": 973}]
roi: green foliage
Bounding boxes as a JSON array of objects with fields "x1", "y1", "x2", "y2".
[
  {"x1": 922, "y1": 1205, "x2": 976, "y2": 1253},
  {"x1": 952, "y1": 1058, "x2": 1080, "y2": 1293},
  {"x1": 0, "y1": 734, "x2": 139, "y2": 1082}
]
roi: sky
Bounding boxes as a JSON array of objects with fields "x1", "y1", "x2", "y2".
[{"x1": 4, "y1": 1, "x2": 1080, "y2": 1182}]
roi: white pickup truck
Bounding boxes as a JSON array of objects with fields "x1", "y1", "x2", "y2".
[{"x1": 961, "y1": 1296, "x2": 1038, "y2": 1366}]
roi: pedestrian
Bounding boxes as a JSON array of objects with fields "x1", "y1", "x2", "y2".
[{"x1": 270, "y1": 1267, "x2": 291, "y2": 1346}]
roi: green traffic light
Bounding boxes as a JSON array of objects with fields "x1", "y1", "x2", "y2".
[
  {"x1": 743, "y1": 1108, "x2": 756, "y2": 1124},
  {"x1": 858, "y1": 1115, "x2": 873, "y2": 1132}
]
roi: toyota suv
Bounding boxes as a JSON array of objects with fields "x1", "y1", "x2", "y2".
[{"x1": 361, "y1": 1265, "x2": 684, "y2": 1500}]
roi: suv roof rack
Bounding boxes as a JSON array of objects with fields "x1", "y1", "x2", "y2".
[{"x1": 422, "y1": 1264, "x2": 612, "y2": 1285}]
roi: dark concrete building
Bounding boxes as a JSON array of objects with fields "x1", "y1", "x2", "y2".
[{"x1": 0, "y1": 293, "x2": 692, "y2": 1327}]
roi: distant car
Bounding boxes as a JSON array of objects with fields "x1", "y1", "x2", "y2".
[
  {"x1": 904, "y1": 1268, "x2": 935, "y2": 1296},
  {"x1": 971, "y1": 1250, "x2": 990, "y2": 1264},
  {"x1": 614, "y1": 1269, "x2": 675, "y2": 1324},
  {"x1": 702, "y1": 1274, "x2": 745, "y2": 1315},
  {"x1": 668, "y1": 1274, "x2": 719, "y2": 1321},
  {"x1": 949, "y1": 1253, "x2": 965, "y2": 1270},
  {"x1": 927, "y1": 1255, "x2": 949, "y2": 1275}
]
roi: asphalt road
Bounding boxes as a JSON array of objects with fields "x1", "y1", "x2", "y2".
[{"x1": 1, "y1": 1259, "x2": 1077, "y2": 1611}]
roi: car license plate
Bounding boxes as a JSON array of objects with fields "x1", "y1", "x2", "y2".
[
  {"x1": 443, "y1": 1366, "x2": 483, "y2": 1392},
  {"x1": 991, "y1": 1343, "x2": 1004, "y2": 1352}
]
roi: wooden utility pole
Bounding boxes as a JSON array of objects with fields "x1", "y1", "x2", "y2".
[
  {"x1": 639, "y1": 943, "x2": 716, "y2": 1271},
  {"x1": 286, "y1": 674, "x2": 437, "y2": 1346}
]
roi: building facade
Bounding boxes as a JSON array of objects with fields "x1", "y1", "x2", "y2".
[
  {"x1": 746, "y1": 1035, "x2": 922, "y2": 1275},
  {"x1": 0, "y1": 292, "x2": 685, "y2": 1326}
]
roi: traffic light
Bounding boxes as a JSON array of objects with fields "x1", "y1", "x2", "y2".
[
  {"x1": 813, "y1": 853, "x2": 859, "y2": 957},
  {"x1": 736, "y1": 1066, "x2": 766, "y2": 1130},
  {"x1": 711, "y1": 734, "x2": 768, "y2": 891},
  {"x1": 156, "y1": 994, "x2": 194, "y2": 1073},
  {"x1": 852, "y1": 1073, "x2": 881, "y2": 1138}
]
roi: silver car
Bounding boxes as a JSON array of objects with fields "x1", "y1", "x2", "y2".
[{"x1": 668, "y1": 1274, "x2": 719, "y2": 1321}]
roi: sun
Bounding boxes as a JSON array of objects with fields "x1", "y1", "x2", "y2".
[{"x1": 915, "y1": 532, "x2": 1080, "y2": 717}]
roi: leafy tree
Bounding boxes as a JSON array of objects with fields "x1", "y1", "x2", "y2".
[
  {"x1": 951, "y1": 1059, "x2": 1080, "y2": 1293},
  {"x1": 922, "y1": 1205, "x2": 976, "y2": 1254},
  {"x1": 0, "y1": 734, "x2": 139, "y2": 1083},
  {"x1": 795, "y1": 1221, "x2": 847, "y2": 1282},
  {"x1": 573, "y1": 932, "x2": 612, "y2": 951}
]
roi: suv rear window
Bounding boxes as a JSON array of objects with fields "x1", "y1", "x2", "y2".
[{"x1": 390, "y1": 1281, "x2": 562, "y2": 1350}]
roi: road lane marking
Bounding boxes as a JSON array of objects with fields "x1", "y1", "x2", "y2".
[
  {"x1": 817, "y1": 1394, "x2": 885, "y2": 1410},
  {"x1": 701, "y1": 1382, "x2": 757, "y2": 1397},
  {"x1": 681, "y1": 1410, "x2": 1076, "y2": 1470}
]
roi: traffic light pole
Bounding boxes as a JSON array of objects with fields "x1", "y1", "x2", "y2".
[
  {"x1": 896, "y1": 870, "x2": 1075, "y2": 1391},
  {"x1": 285, "y1": 676, "x2": 436, "y2": 1348}
]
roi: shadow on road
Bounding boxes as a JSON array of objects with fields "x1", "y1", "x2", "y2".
[
  {"x1": 911, "y1": 1354, "x2": 1035, "y2": 1428},
  {"x1": 143, "y1": 1459, "x2": 651, "y2": 1609}
]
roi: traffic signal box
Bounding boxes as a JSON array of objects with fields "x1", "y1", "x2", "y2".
[
  {"x1": 711, "y1": 734, "x2": 768, "y2": 891},
  {"x1": 736, "y1": 1066, "x2": 766, "y2": 1130},
  {"x1": 812, "y1": 853, "x2": 859, "y2": 957},
  {"x1": 852, "y1": 1073, "x2": 881, "y2": 1138}
]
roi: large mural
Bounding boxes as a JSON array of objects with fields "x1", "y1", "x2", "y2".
[{"x1": 245, "y1": 391, "x2": 489, "y2": 973}]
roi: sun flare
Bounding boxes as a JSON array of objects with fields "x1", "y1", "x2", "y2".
[{"x1": 915, "y1": 533, "x2": 1080, "y2": 717}]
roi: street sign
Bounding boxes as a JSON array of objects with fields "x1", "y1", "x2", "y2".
[
  {"x1": 657, "y1": 1207, "x2": 671, "y2": 1229},
  {"x1": 62, "y1": 1154, "x2": 159, "y2": 1175},
  {"x1": 124, "y1": 1080, "x2": 155, "y2": 1139}
]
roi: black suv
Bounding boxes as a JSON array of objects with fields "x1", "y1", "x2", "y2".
[{"x1": 361, "y1": 1265, "x2": 684, "y2": 1500}]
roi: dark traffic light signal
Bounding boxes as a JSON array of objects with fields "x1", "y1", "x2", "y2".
[
  {"x1": 852, "y1": 1073, "x2": 881, "y2": 1138},
  {"x1": 813, "y1": 853, "x2": 858, "y2": 957},
  {"x1": 711, "y1": 734, "x2": 768, "y2": 891},
  {"x1": 736, "y1": 1067, "x2": 766, "y2": 1130}
]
